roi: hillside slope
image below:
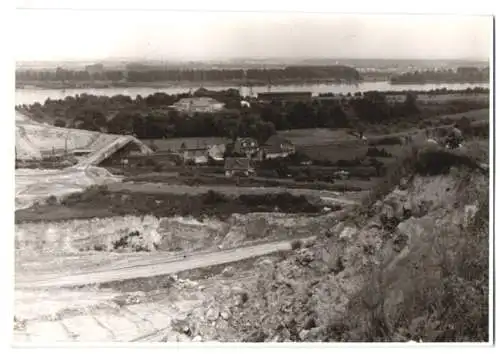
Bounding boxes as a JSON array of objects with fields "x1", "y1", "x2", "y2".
[{"x1": 181, "y1": 146, "x2": 489, "y2": 342}]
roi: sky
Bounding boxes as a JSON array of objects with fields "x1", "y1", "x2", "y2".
[{"x1": 15, "y1": 10, "x2": 492, "y2": 62}]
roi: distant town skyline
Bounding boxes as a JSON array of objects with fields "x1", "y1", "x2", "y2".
[{"x1": 16, "y1": 11, "x2": 492, "y2": 62}]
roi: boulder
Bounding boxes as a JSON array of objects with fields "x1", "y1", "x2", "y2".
[
  {"x1": 221, "y1": 266, "x2": 235, "y2": 278},
  {"x1": 392, "y1": 230, "x2": 409, "y2": 253},
  {"x1": 296, "y1": 248, "x2": 315, "y2": 266},
  {"x1": 303, "y1": 327, "x2": 323, "y2": 341},
  {"x1": 257, "y1": 258, "x2": 273, "y2": 268},
  {"x1": 339, "y1": 226, "x2": 358, "y2": 240},
  {"x1": 464, "y1": 204, "x2": 479, "y2": 227},
  {"x1": 299, "y1": 329, "x2": 309, "y2": 341},
  {"x1": 206, "y1": 307, "x2": 220, "y2": 322},
  {"x1": 372, "y1": 200, "x2": 384, "y2": 214},
  {"x1": 170, "y1": 318, "x2": 194, "y2": 337},
  {"x1": 220, "y1": 311, "x2": 231, "y2": 320}
]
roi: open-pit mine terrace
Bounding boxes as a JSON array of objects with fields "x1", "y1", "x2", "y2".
[{"x1": 13, "y1": 113, "x2": 363, "y2": 343}]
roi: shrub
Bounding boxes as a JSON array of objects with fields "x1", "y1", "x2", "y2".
[
  {"x1": 337, "y1": 158, "x2": 362, "y2": 167},
  {"x1": 294, "y1": 173, "x2": 310, "y2": 182},
  {"x1": 290, "y1": 239, "x2": 303, "y2": 250},
  {"x1": 240, "y1": 292, "x2": 249, "y2": 304},
  {"x1": 54, "y1": 119, "x2": 66, "y2": 127},
  {"x1": 362, "y1": 145, "x2": 419, "y2": 207},
  {"x1": 61, "y1": 184, "x2": 110, "y2": 205},
  {"x1": 366, "y1": 147, "x2": 393, "y2": 158},
  {"x1": 470, "y1": 122, "x2": 489, "y2": 138},
  {"x1": 202, "y1": 190, "x2": 228, "y2": 204},
  {"x1": 414, "y1": 149, "x2": 483, "y2": 176},
  {"x1": 179, "y1": 170, "x2": 196, "y2": 177},
  {"x1": 258, "y1": 169, "x2": 280, "y2": 179},
  {"x1": 418, "y1": 120, "x2": 432, "y2": 129},
  {"x1": 371, "y1": 136, "x2": 403, "y2": 145},
  {"x1": 457, "y1": 116, "x2": 472, "y2": 136},
  {"x1": 45, "y1": 195, "x2": 58, "y2": 206},
  {"x1": 144, "y1": 158, "x2": 157, "y2": 167}
]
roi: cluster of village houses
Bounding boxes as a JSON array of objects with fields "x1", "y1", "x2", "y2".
[{"x1": 170, "y1": 135, "x2": 296, "y2": 177}]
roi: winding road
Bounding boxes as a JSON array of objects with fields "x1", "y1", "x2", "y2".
[{"x1": 16, "y1": 237, "x2": 313, "y2": 290}]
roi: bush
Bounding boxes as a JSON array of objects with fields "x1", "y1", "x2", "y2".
[
  {"x1": 144, "y1": 158, "x2": 157, "y2": 167},
  {"x1": 366, "y1": 147, "x2": 393, "y2": 158},
  {"x1": 290, "y1": 239, "x2": 303, "y2": 250},
  {"x1": 237, "y1": 193, "x2": 320, "y2": 213},
  {"x1": 470, "y1": 122, "x2": 489, "y2": 138},
  {"x1": 61, "y1": 184, "x2": 110, "y2": 205},
  {"x1": 371, "y1": 136, "x2": 403, "y2": 145},
  {"x1": 418, "y1": 120, "x2": 433, "y2": 129},
  {"x1": 337, "y1": 158, "x2": 363, "y2": 167},
  {"x1": 414, "y1": 149, "x2": 483, "y2": 176},
  {"x1": 46, "y1": 195, "x2": 58, "y2": 206},
  {"x1": 202, "y1": 190, "x2": 228, "y2": 204},
  {"x1": 54, "y1": 119, "x2": 66, "y2": 127},
  {"x1": 258, "y1": 169, "x2": 280, "y2": 179}
]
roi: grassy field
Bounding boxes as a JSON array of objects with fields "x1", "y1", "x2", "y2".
[
  {"x1": 277, "y1": 128, "x2": 357, "y2": 146},
  {"x1": 440, "y1": 108, "x2": 490, "y2": 122},
  {"x1": 142, "y1": 136, "x2": 231, "y2": 152}
]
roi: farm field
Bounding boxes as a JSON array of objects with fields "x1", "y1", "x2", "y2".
[{"x1": 142, "y1": 137, "x2": 231, "y2": 152}]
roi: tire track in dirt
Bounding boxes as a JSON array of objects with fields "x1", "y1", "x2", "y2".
[{"x1": 16, "y1": 237, "x2": 312, "y2": 289}]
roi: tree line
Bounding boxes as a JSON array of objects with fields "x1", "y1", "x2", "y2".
[
  {"x1": 19, "y1": 88, "x2": 488, "y2": 143},
  {"x1": 390, "y1": 67, "x2": 489, "y2": 84},
  {"x1": 16, "y1": 65, "x2": 361, "y2": 84}
]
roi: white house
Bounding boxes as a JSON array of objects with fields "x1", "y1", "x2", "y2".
[{"x1": 171, "y1": 97, "x2": 225, "y2": 113}]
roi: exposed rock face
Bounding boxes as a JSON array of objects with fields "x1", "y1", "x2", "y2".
[
  {"x1": 205, "y1": 169, "x2": 489, "y2": 342},
  {"x1": 16, "y1": 212, "x2": 336, "y2": 256}
]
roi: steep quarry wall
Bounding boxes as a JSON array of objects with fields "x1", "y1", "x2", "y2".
[
  {"x1": 215, "y1": 161, "x2": 489, "y2": 342},
  {"x1": 15, "y1": 212, "x2": 337, "y2": 257}
]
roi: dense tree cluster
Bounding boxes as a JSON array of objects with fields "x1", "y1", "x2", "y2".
[
  {"x1": 390, "y1": 67, "x2": 489, "y2": 84},
  {"x1": 19, "y1": 87, "x2": 489, "y2": 142},
  {"x1": 16, "y1": 65, "x2": 361, "y2": 84},
  {"x1": 317, "y1": 87, "x2": 489, "y2": 97}
]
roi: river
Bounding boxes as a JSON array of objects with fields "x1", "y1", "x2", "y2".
[{"x1": 15, "y1": 81, "x2": 489, "y2": 105}]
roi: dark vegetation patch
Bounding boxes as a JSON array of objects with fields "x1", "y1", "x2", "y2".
[
  {"x1": 366, "y1": 147, "x2": 393, "y2": 158},
  {"x1": 369, "y1": 136, "x2": 403, "y2": 146},
  {"x1": 414, "y1": 149, "x2": 485, "y2": 176},
  {"x1": 290, "y1": 239, "x2": 303, "y2": 250},
  {"x1": 19, "y1": 86, "x2": 487, "y2": 144},
  {"x1": 15, "y1": 187, "x2": 323, "y2": 223},
  {"x1": 125, "y1": 172, "x2": 365, "y2": 192}
]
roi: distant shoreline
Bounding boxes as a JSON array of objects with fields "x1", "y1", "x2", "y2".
[
  {"x1": 391, "y1": 80, "x2": 490, "y2": 85},
  {"x1": 16, "y1": 78, "x2": 489, "y2": 91},
  {"x1": 15, "y1": 78, "x2": 366, "y2": 91}
]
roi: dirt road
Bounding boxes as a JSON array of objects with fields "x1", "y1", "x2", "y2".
[{"x1": 16, "y1": 238, "x2": 312, "y2": 290}]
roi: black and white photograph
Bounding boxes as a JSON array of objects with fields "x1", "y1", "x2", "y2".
[{"x1": 8, "y1": 1, "x2": 494, "y2": 346}]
